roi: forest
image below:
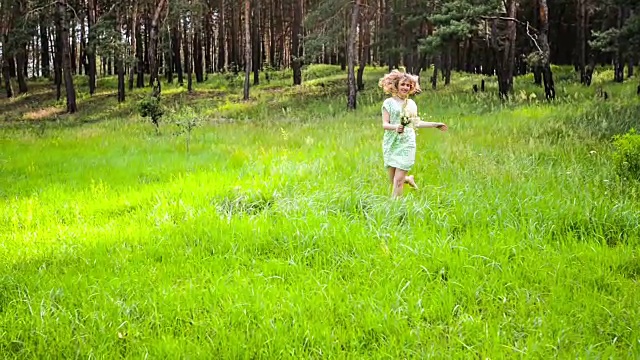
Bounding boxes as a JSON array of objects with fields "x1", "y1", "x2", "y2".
[
  {"x1": 1, "y1": 0, "x2": 639, "y2": 110},
  {"x1": 2, "y1": 0, "x2": 640, "y2": 358}
]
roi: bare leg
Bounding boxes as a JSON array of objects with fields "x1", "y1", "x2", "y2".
[
  {"x1": 388, "y1": 167, "x2": 396, "y2": 186},
  {"x1": 405, "y1": 175, "x2": 418, "y2": 189},
  {"x1": 393, "y1": 169, "x2": 408, "y2": 198}
]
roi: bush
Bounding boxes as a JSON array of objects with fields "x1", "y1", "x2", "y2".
[
  {"x1": 302, "y1": 64, "x2": 344, "y2": 81},
  {"x1": 612, "y1": 128, "x2": 640, "y2": 182},
  {"x1": 138, "y1": 95, "x2": 164, "y2": 134},
  {"x1": 170, "y1": 106, "x2": 204, "y2": 153}
]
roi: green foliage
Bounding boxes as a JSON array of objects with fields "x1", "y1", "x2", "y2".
[
  {"x1": 86, "y1": 10, "x2": 132, "y2": 66},
  {"x1": 419, "y1": 0, "x2": 501, "y2": 54},
  {"x1": 301, "y1": 64, "x2": 344, "y2": 81},
  {"x1": 169, "y1": 105, "x2": 205, "y2": 153},
  {"x1": 302, "y1": 0, "x2": 349, "y2": 62},
  {"x1": 138, "y1": 94, "x2": 164, "y2": 134},
  {"x1": 4, "y1": 0, "x2": 38, "y2": 56},
  {"x1": 590, "y1": 3, "x2": 640, "y2": 57},
  {"x1": 590, "y1": 28, "x2": 620, "y2": 54},
  {"x1": 619, "y1": 11, "x2": 640, "y2": 54},
  {"x1": 612, "y1": 129, "x2": 640, "y2": 182},
  {"x1": 525, "y1": 51, "x2": 544, "y2": 67}
]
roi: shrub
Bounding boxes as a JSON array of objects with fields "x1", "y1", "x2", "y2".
[
  {"x1": 612, "y1": 128, "x2": 640, "y2": 182},
  {"x1": 138, "y1": 95, "x2": 164, "y2": 134},
  {"x1": 171, "y1": 106, "x2": 204, "y2": 153}
]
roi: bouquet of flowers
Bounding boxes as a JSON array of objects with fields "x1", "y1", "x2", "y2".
[
  {"x1": 400, "y1": 101, "x2": 418, "y2": 130},
  {"x1": 400, "y1": 113, "x2": 413, "y2": 127}
]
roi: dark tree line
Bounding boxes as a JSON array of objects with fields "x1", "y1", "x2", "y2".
[{"x1": 0, "y1": 0, "x2": 638, "y2": 112}]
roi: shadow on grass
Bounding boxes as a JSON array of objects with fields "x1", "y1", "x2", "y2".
[
  {"x1": 0, "y1": 83, "x2": 61, "y2": 120},
  {"x1": 0, "y1": 92, "x2": 131, "y2": 130},
  {"x1": 0, "y1": 70, "x2": 362, "y2": 129}
]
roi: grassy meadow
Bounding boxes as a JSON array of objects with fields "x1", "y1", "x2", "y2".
[{"x1": 1, "y1": 65, "x2": 640, "y2": 358}]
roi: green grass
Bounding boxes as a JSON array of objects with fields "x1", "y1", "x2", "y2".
[{"x1": 1, "y1": 64, "x2": 640, "y2": 358}]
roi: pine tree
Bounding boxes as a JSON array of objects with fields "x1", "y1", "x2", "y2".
[
  {"x1": 243, "y1": 0, "x2": 251, "y2": 100},
  {"x1": 347, "y1": 0, "x2": 360, "y2": 110}
]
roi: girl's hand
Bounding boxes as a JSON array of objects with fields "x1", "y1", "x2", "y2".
[
  {"x1": 436, "y1": 123, "x2": 448, "y2": 132},
  {"x1": 396, "y1": 124, "x2": 405, "y2": 134}
]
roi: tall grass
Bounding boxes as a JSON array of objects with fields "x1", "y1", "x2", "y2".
[{"x1": 1, "y1": 65, "x2": 639, "y2": 358}]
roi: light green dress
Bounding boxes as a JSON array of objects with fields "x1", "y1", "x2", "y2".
[{"x1": 382, "y1": 97, "x2": 417, "y2": 171}]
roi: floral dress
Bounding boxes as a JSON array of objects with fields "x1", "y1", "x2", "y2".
[{"x1": 381, "y1": 97, "x2": 418, "y2": 171}]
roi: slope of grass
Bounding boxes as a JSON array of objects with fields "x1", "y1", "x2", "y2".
[{"x1": 1, "y1": 65, "x2": 639, "y2": 358}]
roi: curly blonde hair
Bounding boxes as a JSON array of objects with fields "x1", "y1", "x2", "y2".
[{"x1": 378, "y1": 69, "x2": 421, "y2": 96}]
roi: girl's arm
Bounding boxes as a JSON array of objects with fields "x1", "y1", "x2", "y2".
[
  {"x1": 382, "y1": 108, "x2": 404, "y2": 132},
  {"x1": 416, "y1": 120, "x2": 447, "y2": 129},
  {"x1": 411, "y1": 100, "x2": 447, "y2": 130}
]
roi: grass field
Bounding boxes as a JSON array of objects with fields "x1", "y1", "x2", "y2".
[{"x1": 1, "y1": 65, "x2": 640, "y2": 358}]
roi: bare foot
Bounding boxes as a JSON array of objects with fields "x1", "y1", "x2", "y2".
[{"x1": 405, "y1": 175, "x2": 418, "y2": 189}]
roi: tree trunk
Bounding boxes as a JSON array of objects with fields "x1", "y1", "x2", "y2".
[
  {"x1": 136, "y1": 17, "x2": 145, "y2": 88},
  {"x1": 269, "y1": 0, "x2": 276, "y2": 67},
  {"x1": 58, "y1": 0, "x2": 77, "y2": 113},
  {"x1": 15, "y1": 46, "x2": 28, "y2": 93},
  {"x1": 357, "y1": 1, "x2": 370, "y2": 91},
  {"x1": 8, "y1": 57, "x2": 16, "y2": 78},
  {"x1": 252, "y1": 0, "x2": 261, "y2": 85},
  {"x1": 33, "y1": 38, "x2": 39, "y2": 78},
  {"x1": 444, "y1": 45, "x2": 452, "y2": 86},
  {"x1": 71, "y1": 19, "x2": 77, "y2": 75},
  {"x1": 54, "y1": 9, "x2": 63, "y2": 101},
  {"x1": 116, "y1": 10, "x2": 125, "y2": 103},
  {"x1": 129, "y1": 2, "x2": 138, "y2": 90},
  {"x1": 417, "y1": 54, "x2": 428, "y2": 78},
  {"x1": 614, "y1": 5, "x2": 625, "y2": 83},
  {"x1": 39, "y1": 15, "x2": 50, "y2": 79},
  {"x1": 205, "y1": 7, "x2": 213, "y2": 75},
  {"x1": 79, "y1": 11, "x2": 86, "y2": 76},
  {"x1": 142, "y1": 14, "x2": 151, "y2": 74},
  {"x1": 87, "y1": 0, "x2": 97, "y2": 95},
  {"x1": 347, "y1": 0, "x2": 360, "y2": 110},
  {"x1": 275, "y1": 0, "x2": 285, "y2": 68},
  {"x1": 183, "y1": 16, "x2": 193, "y2": 93},
  {"x1": 292, "y1": 0, "x2": 303, "y2": 85},
  {"x1": 584, "y1": 58, "x2": 595, "y2": 86},
  {"x1": 385, "y1": 0, "x2": 398, "y2": 71},
  {"x1": 465, "y1": 38, "x2": 474, "y2": 73},
  {"x1": 577, "y1": 0, "x2": 588, "y2": 84},
  {"x1": 230, "y1": 2, "x2": 240, "y2": 73},
  {"x1": 243, "y1": 0, "x2": 251, "y2": 100},
  {"x1": 628, "y1": 11, "x2": 634, "y2": 79},
  {"x1": 172, "y1": 23, "x2": 184, "y2": 85},
  {"x1": 165, "y1": 29, "x2": 174, "y2": 83},
  {"x1": 493, "y1": 1, "x2": 517, "y2": 99},
  {"x1": 13, "y1": 1, "x2": 28, "y2": 93},
  {"x1": 538, "y1": 0, "x2": 555, "y2": 100},
  {"x1": 532, "y1": 0, "x2": 542, "y2": 88},
  {"x1": 149, "y1": 0, "x2": 168, "y2": 87},
  {"x1": 2, "y1": 35, "x2": 13, "y2": 98},
  {"x1": 373, "y1": 0, "x2": 381, "y2": 65},
  {"x1": 217, "y1": 0, "x2": 227, "y2": 71},
  {"x1": 482, "y1": 39, "x2": 494, "y2": 76},
  {"x1": 532, "y1": 66, "x2": 542, "y2": 85},
  {"x1": 431, "y1": 54, "x2": 440, "y2": 90},
  {"x1": 194, "y1": 22, "x2": 204, "y2": 83}
]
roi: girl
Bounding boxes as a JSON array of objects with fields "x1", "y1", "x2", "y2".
[{"x1": 378, "y1": 70, "x2": 448, "y2": 198}]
